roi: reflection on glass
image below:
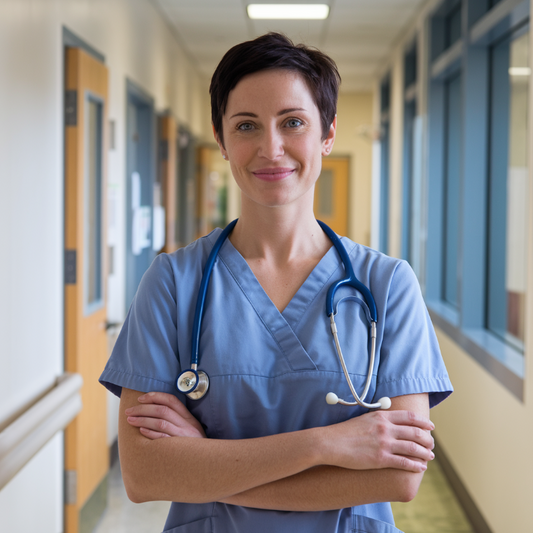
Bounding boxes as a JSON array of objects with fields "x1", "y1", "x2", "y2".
[
  {"x1": 317, "y1": 169, "x2": 334, "y2": 217},
  {"x1": 443, "y1": 72, "x2": 462, "y2": 309},
  {"x1": 86, "y1": 97, "x2": 103, "y2": 309},
  {"x1": 488, "y1": 31, "x2": 529, "y2": 350}
]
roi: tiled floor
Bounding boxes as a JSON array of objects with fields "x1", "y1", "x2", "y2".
[
  {"x1": 94, "y1": 459, "x2": 473, "y2": 533},
  {"x1": 391, "y1": 460, "x2": 473, "y2": 533}
]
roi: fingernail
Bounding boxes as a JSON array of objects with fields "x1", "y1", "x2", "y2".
[{"x1": 125, "y1": 407, "x2": 133, "y2": 414}]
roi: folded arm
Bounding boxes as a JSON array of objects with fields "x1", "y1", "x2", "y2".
[{"x1": 121, "y1": 389, "x2": 433, "y2": 509}]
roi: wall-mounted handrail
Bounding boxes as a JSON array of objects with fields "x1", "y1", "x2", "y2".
[{"x1": 0, "y1": 372, "x2": 83, "y2": 491}]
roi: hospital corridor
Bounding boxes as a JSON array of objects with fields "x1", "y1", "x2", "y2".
[{"x1": 0, "y1": 0, "x2": 531, "y2": 532}]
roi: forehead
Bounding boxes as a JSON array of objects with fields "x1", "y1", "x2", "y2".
[{"x1": 225, "y1": 69, "x2": 317, "y2": 114}]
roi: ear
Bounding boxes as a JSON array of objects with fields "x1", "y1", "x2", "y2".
[
  {"x1": 321, "y1": 115, "x2": 337, "y2": 156},
  {"x1": 212, "y1": 124, "x2": 228, "y2": 160}
]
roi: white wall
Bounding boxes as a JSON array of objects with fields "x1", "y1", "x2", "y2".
[{"x1": 0, "y1": 0, "x2": 209, "y2": 530}]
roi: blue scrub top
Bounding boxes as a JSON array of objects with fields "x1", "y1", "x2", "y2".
[{"x1": 100, "y1": 228, "x2": 453, "y2": 533}]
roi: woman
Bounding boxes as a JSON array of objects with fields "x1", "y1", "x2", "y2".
[{"x1": 100, "y1": 33, "x2": 452, "y2": 532}]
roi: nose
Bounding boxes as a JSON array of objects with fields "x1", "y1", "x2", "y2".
[{"x1": 258, "y1": 125, "x2": 284, "y2": 160}]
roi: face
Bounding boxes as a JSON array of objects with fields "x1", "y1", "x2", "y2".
[{"x1": 215, "y1": 69, "x2": 336, "y2": 211}]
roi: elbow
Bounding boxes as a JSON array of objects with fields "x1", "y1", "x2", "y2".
[
  {"x1": 122, "y1": 468, "x2": 151, "y2": 504},
  {"x1": 393, "y1": 471, "x2": 424, "y2": 503}
]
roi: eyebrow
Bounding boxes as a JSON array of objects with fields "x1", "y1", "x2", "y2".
[{"x1": 229, "y1": 108, "x2": 306, "y2": 119}]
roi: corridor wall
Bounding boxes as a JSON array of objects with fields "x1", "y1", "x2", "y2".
[
  {"x1": 0, "y1": 0, "x2": 210, "y2": 531},
  {"x1": 375, "y1": 1, "x2": 533, "y2": 531}
]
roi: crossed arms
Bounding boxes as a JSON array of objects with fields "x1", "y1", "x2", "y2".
[{"x1": 119, "y1": 388, "x2": 434, "y2": 511}]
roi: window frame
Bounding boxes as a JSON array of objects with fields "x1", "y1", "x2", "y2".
[{"x1": 425, "y1": 0, "x2": 529, "y2": 401}]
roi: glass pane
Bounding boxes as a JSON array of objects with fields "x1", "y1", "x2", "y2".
[
  {"x1": 488, "y1": 31, "x2": 529, "y2": 350},
  {"x1": 442, "y1": 73, "x2": 462, "y2": 308},
  {"x1": 86, "y1": 97, "x2": 103, "y2": 309},
  {"x1": 402, "y1": 100, "x2": 416, "y2": 263},
  {"x1": 446, "y1": 3, "x2": 462, "y2": 49},
  {"x1": 380, "y1": 121, "x2": 390, "y2": 253},
  {"x1": 317, "y1": 169, "x2": 334, "y2": 217}
]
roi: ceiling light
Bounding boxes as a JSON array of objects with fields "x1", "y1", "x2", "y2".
[
  {"x1": 247, "y1": 4, "x2": 330, "y2": 20},
  {"x1": 509, "y1": 67, "x2": 531, "y2": 76}
]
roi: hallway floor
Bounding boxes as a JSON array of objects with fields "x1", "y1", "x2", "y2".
[{"x1": 93, "y1": 459, "x2": 473, "y2": 533}]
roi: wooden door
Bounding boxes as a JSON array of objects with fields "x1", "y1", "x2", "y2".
[
  {"x1": 159, "y1": 114, "x2": 178, "y2": 253},
  {"x1": 314, "y1": 157, "x2": 349, "y2": 235},
  {"x1": 64, "y1": 47, "x2": 109, "y2": 533}
]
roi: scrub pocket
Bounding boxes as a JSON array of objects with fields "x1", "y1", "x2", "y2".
[
  {"x1": 352, "y1": 514, "x2": 404, "y2": 533},
  {"x1": 162, "y1": 517, "x2": 213, "y2": 533}
]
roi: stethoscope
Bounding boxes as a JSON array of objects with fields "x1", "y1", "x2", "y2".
[{"x1": 177, "y1": 219, "x2": 391, "y2": 410}]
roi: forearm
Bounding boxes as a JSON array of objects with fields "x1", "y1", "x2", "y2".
[
  {"x1": 221, "y1": 465, "x2": 423, "y2": 511},
  {"x1": 119, "y1": 388, "x2": 322, "y2": 503},
  {"x1": 121, "y1": 389, "x2": 432, "y2": 506},
  {"x1": 221, "y1": 393, "x2": 429, "y2": 511}
]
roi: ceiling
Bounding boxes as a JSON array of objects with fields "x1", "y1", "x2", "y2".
[{"x1": 152, "y1": 0, "x2": 427, "y2": 92}]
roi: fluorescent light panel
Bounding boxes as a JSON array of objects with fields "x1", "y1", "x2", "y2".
[
  {"x1": 509, "y1": 67, "x2": 531, "y2": 76},
  {"x1": 247, "y1": 4, "x2": 329, "y2": 20}
]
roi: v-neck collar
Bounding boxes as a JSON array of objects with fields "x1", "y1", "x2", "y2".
[{"x1": 214, "y1": 233, "x2": 355, "y2": 371}]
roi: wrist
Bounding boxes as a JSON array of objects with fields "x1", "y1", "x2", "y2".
[{"x1": 306, "y1": 425, "x2": 329, "y2": 467}]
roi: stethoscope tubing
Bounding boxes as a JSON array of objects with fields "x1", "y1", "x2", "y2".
[
  {"x1": 180, "y1": 218, "x2": 389, "y2": 410},
  {"x1": 317, "y1": 220, "x2": 377, "y2": 322},
  {"x1": 190, "y1": 219, "x2": 238, "y2": 367}
]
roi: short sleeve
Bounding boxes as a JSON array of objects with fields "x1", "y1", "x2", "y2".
[
  {"x1": 374, "y1": 260, "x2": 453, "y2": 408},
  {"x1": 99, "y1": 253, "x2": 182, "y2": 397}
]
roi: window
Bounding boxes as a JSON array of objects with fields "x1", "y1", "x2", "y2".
[
  {"x1": 379, "y1": 76, "x2": 391, "y2": 254},
  {"x1": 85, "y1": 96, "x2": 104, "y2": 311},
  {"x1": 487, "y1": 28, "x2": 530, "y2": 351},
  {"x1": 425, "y1": 0, "x2": 529, "y2": 398},
  {"x1": 402, "y1": 44, "x2": 420, "y2": 269},
  {"x1": 442, "y1": 72, "x2": 462, "y2": 309},
  {"x1": 445, "y1": 1, "x2": 462, "y2": 49}
]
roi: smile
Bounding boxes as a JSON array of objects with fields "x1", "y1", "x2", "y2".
[{"x1": 251, "y1": 167, "x2": 295, "y2": 181}]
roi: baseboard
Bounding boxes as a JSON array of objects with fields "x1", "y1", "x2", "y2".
[{"x1": 434, "y1": 438, "x2": 493, "y2": 533}]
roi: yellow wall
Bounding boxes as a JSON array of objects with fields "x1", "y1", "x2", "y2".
[
  {"x1": 333, "y1": 92, "x2": 374, "y2": 246},
  {"x1": 431, "y1": 325, "x2": 533, "y2": 532}
]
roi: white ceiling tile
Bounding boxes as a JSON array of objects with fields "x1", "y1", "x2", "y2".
[{"x1": 152, "y1": 0, "x2": 424, "y2": 88}]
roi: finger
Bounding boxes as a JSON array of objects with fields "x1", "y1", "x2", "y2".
[
  {"x1": 138, "y1": 392, "x2": 190, "y2": 417},
  {"x1": 139, "y1": 427, "x2": 170, "y2": 440},
  {"x1": 391, "y1": 439, "x2": 435, "y2": 463},
  {"x1": 127, "y1": 415, "x2": 204, "y2": 438},
  {"x1": 137, "y1": 392, "x2": 202, "y2": 424},
  {"x1": 395, "y1": 425, "x2": 435, "y2": 451},
  {"x1": 387, "y1": 454, "x2": 429, "y2": 473},
  {"x1": 386, "y1": 410, "x2": 435, "y2": 431},
  {"x1": 126, "y1": 403, "x2": 204, "y2": 434}
]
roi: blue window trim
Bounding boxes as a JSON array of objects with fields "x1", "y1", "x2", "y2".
[
  {"x1": 379, "y1": 75, "x2": 391, "y2": 255},
  {"x1": 425, "y1": 0, "x2": 528, "y2": 401},
  {"x1": 428, "y1": 303, "x2": 524, "y2": 400}
]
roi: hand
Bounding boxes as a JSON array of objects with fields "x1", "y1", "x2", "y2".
[
  {"x1": 322, "y1": 409, "x2": 434, "y2": 473},
  {"x1": 125, "y1": 391, "x2": 206, "y2": 440}
]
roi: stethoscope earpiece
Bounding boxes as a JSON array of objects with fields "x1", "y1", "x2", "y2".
[{"x1": 325, "y1": 392, "x2": 391, "y2": 410}]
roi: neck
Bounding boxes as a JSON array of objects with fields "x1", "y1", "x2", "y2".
[{"x1": 229, "y1": 192, "x2": 331, "y2": 264}]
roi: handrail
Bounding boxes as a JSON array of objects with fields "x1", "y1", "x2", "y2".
[{"x1": 0, "y1": 372, "x2": 83, "y2": 491}]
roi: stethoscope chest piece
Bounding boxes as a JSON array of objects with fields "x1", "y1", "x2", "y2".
[{"x1": 177, "y1": 368, "x2": 209, "y2": 400}]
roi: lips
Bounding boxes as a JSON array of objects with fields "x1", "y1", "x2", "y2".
[{"x1": 251, "y1": 167, "x2": 295, "y2": 181}]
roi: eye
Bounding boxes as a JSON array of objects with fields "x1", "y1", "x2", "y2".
[
  {"x1": 237, "y1": 122, "x2": 255, "y2": 131},
  {"x1": 286, "y1": 118, "x2": 303, "y2": 128}
]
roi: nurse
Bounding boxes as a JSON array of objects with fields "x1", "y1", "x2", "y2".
[{"x1": 100, "y1": 33, "x2": 453, "y2": 532}]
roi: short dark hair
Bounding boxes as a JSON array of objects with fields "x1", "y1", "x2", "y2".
[{"x1": 210, "y1": 33, "x2": 341, "y2": 146}]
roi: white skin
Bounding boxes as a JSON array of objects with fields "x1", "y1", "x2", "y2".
[{"x1": 119, "y1": 69, "x2": 435, "y2": 510}]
